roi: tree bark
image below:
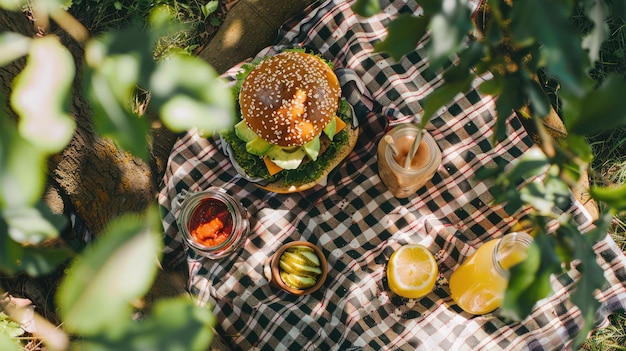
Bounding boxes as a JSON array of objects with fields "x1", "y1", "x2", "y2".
[{"x1": 1, "y1": 8, "x2": 170, "y2": 234}]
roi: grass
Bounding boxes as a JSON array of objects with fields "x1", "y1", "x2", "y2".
[
  {"x1": 581, "y1": 4, "x2": 626, "y2": 348},
  {"x1": 68, "y1": 0, "x2": 227, "y2": 57},
  {"x1": 582, "y1": 314, "x2": 626, "y2": 351}
]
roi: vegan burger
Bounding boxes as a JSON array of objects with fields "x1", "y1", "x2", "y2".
[{"x1": 221, "y1": 50, "x2": 359, "y2": 193}]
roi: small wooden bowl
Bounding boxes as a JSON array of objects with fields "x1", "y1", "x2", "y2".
[{"x1": 270, "y1": 241, "x2": 328, "y2": 296}]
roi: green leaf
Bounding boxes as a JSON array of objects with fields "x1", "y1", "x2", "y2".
[
  {"x1": 374, "y1": 14, "x2": 429, "y2": 61},
  {"x1": 500, "y1": 233, "x2": 560, "y2": 321},
  {"x1": 419, "y1": 74, "x2": 473, "y2": 124},
  {"x1": 565, "y1": 134, "x2": 593, "y2": 164},
  {"x1": 38, "y1": 0, "x2": 72, "y2": 11},
  {"x1": 0, "y1": 218, "x2": 22, "y2": 274},
  {"x1": 56, "y1": 211, "x2": 162, "y2": 336},
  {"x1": 20, "y1": 245, "x2": 73, "y2": 276},
  {"x1": 86, "y1": 71, "x2": 150, "y2": 158},
  {"x1": 557, "y1": 222, "x2": 608, "y2": 348},
  {"x1": 477, "y1": 75, "x2": 503, "y2": 96},
  {"x1": 351, "y1": 0, "x2": 381, "y2": 17},
  {"x1": 525, "y1": 79, "x2": 550, "y2": 118},
  {"x1": 77, "y1": 297, "x2": 215, "y2": 351},
  {"x1": 0, "y1": 215, "x2": 72, "y2": 276},
  {"x1": 566, "y1": 74, "x2": 626, "y2": 136},
  {"x1": 202, "y1": 0, "x2": 219, "y2": 17},
  {"x1": 585, "y1": 211, "x2": 612, "y2": 244},
  {"x1": 0, "y1": 330, "x2": 20, "y2": 351},
  {"x1": 0, "y1": 312, "x2": 25, "y2": 338},
  {"x1": 442, "y1": 41, "x2": 483, "y2": 84},
  {"x1": 0, "y1": 0, "x2": 24, "y2": 11},
  {"x1": 493, "y1": 76, "x2": 525, "y2": 142},
  {"x1": 150, "y1": 55, "x2": 234, "y2": 135},
  {"x1": 138, "y1": 297, "x2": 216, "y2": 351},
  {"x1": 0, "y1": 32, "x2": 31, "y2": 67},
  {"x1": 209, "y1": 17, "x2": 221, "y2": 27},
  {"x1": 0, "y1": 115, "x2": 46, "y2": 208},
  {"x1": 510, "y1": 0, "x2": 587, "y2": 95},
  {"x1": 2, "y1": 202, "x2": 67, "y2": 244},
  {"x1": 84, "y1": 28, "x2": 157, "y2": 160},
  {"x1": 515, "y1": 162, "x2": 571, "y2": 216},
  {"x1": 590, "y1": 182, "x2": 626, "y2": 212},
  {"x1": 581, "y1": 0, "x2": 610, "y2": 63},
  {"x1": 11, "y1": 36, "x2": 76, "y2": 154},
  {"x1": 427, "y1": 0, "x2": 473, "y2": 67},
  {"x1": 520, "y1": 182, "x2": 554, "y2": 214},
  {"x1": 506, "y1": 147, "x2": 549, "y2": 183}
]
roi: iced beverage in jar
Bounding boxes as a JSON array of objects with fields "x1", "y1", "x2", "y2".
[
  {"x1": 449, "y1": 232, "x2": 533, "y2": 315},
  {"x1": 377, "y1": 124, "x2": 441, "y2": 198}
]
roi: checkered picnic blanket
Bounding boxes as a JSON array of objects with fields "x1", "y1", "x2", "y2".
[{"x1": 158, "y1": 0, "x2": 626, "y2": 349}]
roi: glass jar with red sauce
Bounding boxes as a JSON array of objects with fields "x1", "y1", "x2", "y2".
[{"x1": 176, "y1": 188, "x2": 249, "y2": 259}]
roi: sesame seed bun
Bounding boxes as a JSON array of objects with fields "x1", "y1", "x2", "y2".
[{"x1": 239, "y1": 51, "x2": 341, "y2": 147}]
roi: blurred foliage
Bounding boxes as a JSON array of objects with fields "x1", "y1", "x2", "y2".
[
  {"x1": 352, "y1": 0, "x2": 626, "y2": 348},
  {"x1": 0, "y1": 0, "x2": 233, "y2": 349}
]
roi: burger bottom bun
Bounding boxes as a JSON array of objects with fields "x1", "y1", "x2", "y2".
[{"x1": 257, "y1": 125, "x2": 359, "y2": 194}]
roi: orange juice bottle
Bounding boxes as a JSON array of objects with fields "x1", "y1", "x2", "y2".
[{"x1": 449, "y1": 232, "x2": 533, "y2": 315}]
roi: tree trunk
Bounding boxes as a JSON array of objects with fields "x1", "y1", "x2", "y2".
[{"x1": 1, "y1": 8, "x2": 172, "y2": 234}]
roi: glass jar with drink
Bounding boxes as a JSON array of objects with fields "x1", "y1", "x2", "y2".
[
  {"x1": 377, "y1": 123, "x2": 442, "y2": 198},
  {"x1": 449, "y1": 232, "x2": 534, "y2": 315}
]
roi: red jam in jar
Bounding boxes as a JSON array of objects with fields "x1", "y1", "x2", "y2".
[
  {"x1": 176, "y1": 188, "x2": 249, "y2": 260},
  {"x1": 189, "y1": 199, "x2": 233, "y2": 247}
]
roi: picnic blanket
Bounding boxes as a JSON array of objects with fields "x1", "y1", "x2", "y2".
[{"x1": 158, "y1": 0, "x2": 626, "y2": 349}]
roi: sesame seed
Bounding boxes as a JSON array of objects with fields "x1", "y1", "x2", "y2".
[{"x1": 238, "y1": 51, "x2": 340, "y2": 146}]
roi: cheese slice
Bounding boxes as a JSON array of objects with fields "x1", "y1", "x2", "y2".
[
  {"x1": 263, "y1": 156, "x2": 283, "y2": 176},
  {"x1": 334, "y1": 116, "x2": 347, "y2": 134}
]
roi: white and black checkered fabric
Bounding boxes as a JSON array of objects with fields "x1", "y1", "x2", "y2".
[{"x1": 158, "y1": 0, "x2": 626, "y2": 349}]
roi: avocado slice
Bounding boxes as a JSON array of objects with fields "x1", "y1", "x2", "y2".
[
  {"x1": 323, "y1": 117, "x2": 337, "y2": 140},
  {"x1": 246, "y1": 136, "x2": 273, "y2": 156},
  {"x1": 303, "y1": 136, "x2": 321, "y2": 161},
  {"x1": 266, "y1": 145, "x2": 306, "y2": 170},
  {"x1": 235, "y1": 120, "x2": 257, "y2": 142}
]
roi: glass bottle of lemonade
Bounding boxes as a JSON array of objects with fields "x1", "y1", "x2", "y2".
[{"x1": 449, "y1": 232, "x2": 533, "y2": 315}]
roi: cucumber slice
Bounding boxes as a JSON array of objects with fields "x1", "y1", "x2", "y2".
[
  {"x1": 266, "y1": 146, "x2": 306, "y2": 170},
  {"x1": 323, "y1": 117, "x2": 337, "y2": 140},
  {"x1": 246, "y1": 136, "x2": 273, "y2": 156},
  {"x1": 279, "y1": 255, "x2": 322, "y2": 277},
  {"x1": 280, "y1": 271, "x2": 317, "y2": 289},
  {"x1": 298, "y1": 251, "x2": 321, "y2": 267},
  {"x1": 281, "y1": 251, "x2": 320, "y2": 267},
  {"x1": 303, "y1": 136, "x2": 321, "y2": 161},
  {"x1": 235, "y1": 120, "x2": 257, "y2": 142}
]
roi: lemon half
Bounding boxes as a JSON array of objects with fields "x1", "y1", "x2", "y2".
[{"x1": 387, "y1": 244, "x2": 438, "y2": 299}]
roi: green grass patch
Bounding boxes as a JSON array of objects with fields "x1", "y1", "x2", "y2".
[{"x1": 583, "y1": 5, "x2": 626, "y2": 349}]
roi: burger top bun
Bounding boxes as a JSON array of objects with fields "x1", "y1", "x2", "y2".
[{"x1": 239, "y1": 51, "x2": 341, "y2": 147}]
